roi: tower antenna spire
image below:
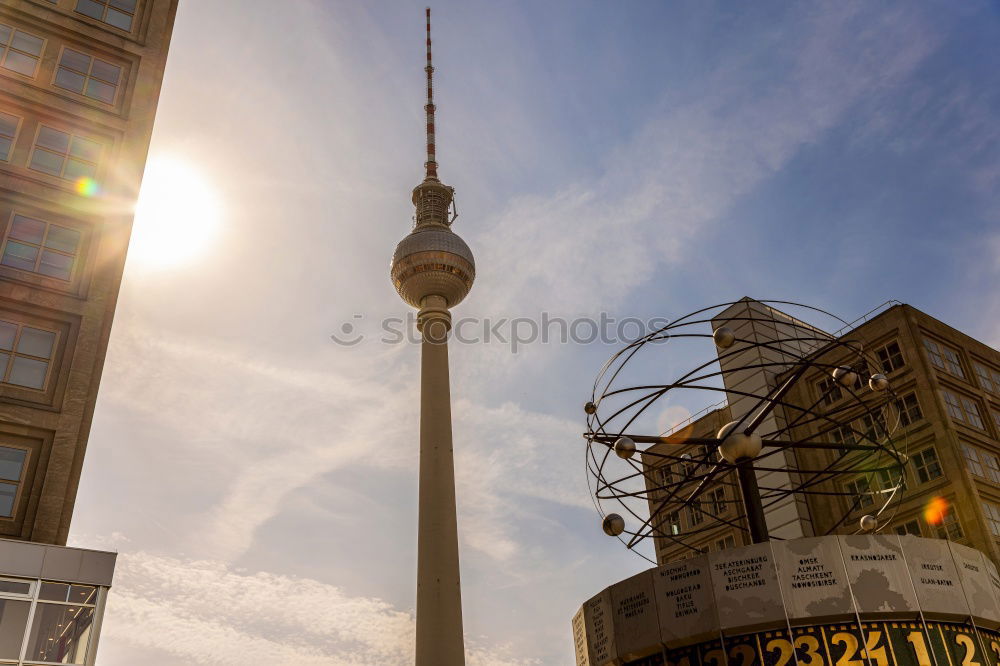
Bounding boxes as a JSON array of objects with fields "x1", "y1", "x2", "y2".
[{"x1": 424, "y1": 7, "x2": 437, "y2": 180}]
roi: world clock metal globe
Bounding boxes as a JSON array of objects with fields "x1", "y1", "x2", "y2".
[{"x1": 583, "y1": 300, "x2": 910, "y2": 563}]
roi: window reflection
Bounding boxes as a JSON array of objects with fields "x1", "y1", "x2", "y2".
[
  {"x1": 0, "y1": 598, "x2": 30, "y2": 660},
  {"x1": 75, "y1": 0, "x2": 137, "y2": 31},
  {"x1": 0, "y1": 446, "x2": 25, "y2": 482},
  {"x1": 1, "y1": 214, "x2": 81, "y2": 281},
  {"x1": 26, "y1": 603, "x2": 93, "y2": 664},
  {"x1": 29, "y1": 126, "x2": 103, "y2": 182}
]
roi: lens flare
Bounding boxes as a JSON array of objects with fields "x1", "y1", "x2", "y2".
[
  {"x1": 924, "y1": 496, "x2": 949, "y2": 525},
  {"x1": 75, "y1": 177, "x2": 99, "y2": 197}
]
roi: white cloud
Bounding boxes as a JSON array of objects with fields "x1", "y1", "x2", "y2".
[
  {"x1": 100, "y1": 552, "x2": 537, "y2": 666},
  {"x1": 95, "y1": 314, "x2": 595, "y2": 576}
]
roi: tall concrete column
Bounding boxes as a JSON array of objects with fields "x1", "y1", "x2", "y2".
[
  {"x1": 415, "y1": 298, "x2": 465, "y2": 664},
  {"x1": 390, "y1": 10, "x2": 475, "y2": 664}
]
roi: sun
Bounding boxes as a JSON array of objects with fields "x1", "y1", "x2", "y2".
[{"x1": 130, "y1": 155, "x2": 222, "y2": 269}]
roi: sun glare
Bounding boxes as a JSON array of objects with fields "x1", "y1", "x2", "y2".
[{"x1": 130, "y1": 156, "x2": 222, "y2": 269}]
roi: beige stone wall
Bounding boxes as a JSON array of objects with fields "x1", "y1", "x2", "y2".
[{"x1": 791, "y1": 305, "x2": 1000, "y2": 566}]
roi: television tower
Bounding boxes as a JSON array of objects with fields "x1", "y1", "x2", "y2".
[{"x1": 389, "y1": 8, "x2": 475, "y2": 664}]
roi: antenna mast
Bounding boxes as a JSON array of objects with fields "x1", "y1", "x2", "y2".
[{"x1": 424, "y1": 7, "x2": 438, "y2": 180}]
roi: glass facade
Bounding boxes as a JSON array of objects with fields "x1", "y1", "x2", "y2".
[{"x1": 0, "y1": 577, "x2": 104, "y2": 665}]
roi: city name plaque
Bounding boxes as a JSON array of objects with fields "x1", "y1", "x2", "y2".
[
  {"x1": 653, "y1": 554, "x2": 718, "y2": 646},
  {"x1": 772, "y1": 536, "x2": 852, "y2": 623}
]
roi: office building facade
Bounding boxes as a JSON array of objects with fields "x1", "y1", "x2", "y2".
[{"x1": 0, "y1": 0, "x2": 176, "y2": 545}]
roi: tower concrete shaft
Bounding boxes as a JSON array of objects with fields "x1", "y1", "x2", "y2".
[
  {"x1": 389, "y1": 9, "x2": 474, "y2": 665},
  {"x1": 415, "y1": 299, "x2": 465, "y2": 665}
]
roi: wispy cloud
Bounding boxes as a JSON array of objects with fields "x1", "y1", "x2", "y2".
[
  {"x1": 100, "y1": 551, "x2": 537, "y2": 666},
  {"x1": 470, "y1": 3, "x2": 939, "y2": 317}
]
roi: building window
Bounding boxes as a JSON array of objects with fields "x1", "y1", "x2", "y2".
[
  {"x1": 894, "y1": 520, "x2": 922, "y2": 537},
  {"x1": 896, "y1": 392, "x2": 922, "y2": 427},
  {"x1": 0, "y1": 319, "x2": 57, "y2": 390},
  {"x1": 715, "y1": 534, "x2": 736, "y2": 551},
  {"x1": 933, "y1": 506, "x2": 963, "y2": 541},
  {"x1": 0, "y1": 111, "x2": 20, "y2": 162},
  {"x1": 831, "y1": 424, "x2": 855, "y2": 446},
  {"x1": 25, "y1": 582, "x2": 97, "y2": 663},
  {"x1": 665, "y1": 511, "x2": 680, "y2": 536},
  {"x1": 924, "y1": 338, "x2": 965, "y2": 378},
  {"x1": 982, "y1": 450, "x2": 1000, "y2": 484},
  {"x1": 844, "y1": 477, "x2": 873, "y2": 509},
  {"x1": 875, "y1": 341, "x2": 905, "y2": 374},
  {"x1": 710, "y1": 487, "x2": 726, "y2": 515},
  {"x1": 75, "y1": 0, "x2": 137, "y2": 31},
  {"x1": 817, "y1": 377, "x2": 843, "y2": 406},
  {"x1": 829, "y1": 424, "x2": 856, "y2": 454},
  {"x1": 963, "y1": 444, "x2": 985, "y2": 478},
  {"x1": 974, "y1": 363, "x2": 1000, "y2": 395},
  {"x1": 873, "y1": 468, "x2": 905, "y2": 496},
  {"x1": 942, "y1": 389, "x2": 962, "y2": 421},
  {"x1": 961, "y1": 445, "x2": 1000, "y2": 484},
  {"x1": 0, "y1": 580, "x2": 31, "y2": 661},
  {"x1": 858, "y1": 413, "x2": 875, "y2": 436},
  {"x1": 856, "y1": 413, "x2": 884, "y2": 442},
  {"x1": 910, "y1": 447, "x2": 942, "y2": 484},
  {"x1": 688, "y1": 503, "x2": 704, "y2": 527},
  {"x1": 942, "y1": 389, "x2": 985, "y2": 429},
  {"x1": 0, "y1": 24, "x2": 44, "y2": 78},
  {"x1": 992, "y1": 409, "x2": 1000, "y2": 432},
  {"x1": 962, "y1": 397, "x2": 984, "y2": 429},
  {"x1": 54, "y1": 48, "x2": 122, "y2": 104},
  {"x1": 984, "y1": 502, "x2": 1000, "y2": 538},
  {"x1": 1, "y1": 214, "x2": 81, "y2": 281},
  {"x1": 700, "y1": 443, "x2": 716, "y2": 469},
  {"x1": 0, "y1": 445, "x2": 27, "y2": 518},
  {"x1": 29, "y1": 126, "x2": 101, "y2": 182}
]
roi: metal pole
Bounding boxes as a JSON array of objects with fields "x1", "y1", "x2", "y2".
[{"x1": 736, "y1": 457, "x2": 769, "y2": 543}]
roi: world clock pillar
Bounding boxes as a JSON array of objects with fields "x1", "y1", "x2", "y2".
[{"x1": 389, "y1": 9, "x2": 474, "y2": 665}]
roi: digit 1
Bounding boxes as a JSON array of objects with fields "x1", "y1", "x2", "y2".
[{"x1": 907, "y1": 631, "x2": 933, "y2": 666}]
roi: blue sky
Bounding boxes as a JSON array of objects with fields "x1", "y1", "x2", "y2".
[{"x1": 64, "y1": 1, "x2": 1000, "y2": 664}]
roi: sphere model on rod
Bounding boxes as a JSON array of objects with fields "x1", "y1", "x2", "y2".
[{"x1": 583, "y1": 300, "x2": 909, "y2": 562}]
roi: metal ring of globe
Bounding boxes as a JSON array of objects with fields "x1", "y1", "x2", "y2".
[{"x1": 583, "y1": 300, "x2": 909, "y2": 563}]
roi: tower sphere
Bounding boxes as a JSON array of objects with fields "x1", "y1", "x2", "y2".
[{"x1": 391, "y1": 226, "x2": 475, "y2": 309}]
